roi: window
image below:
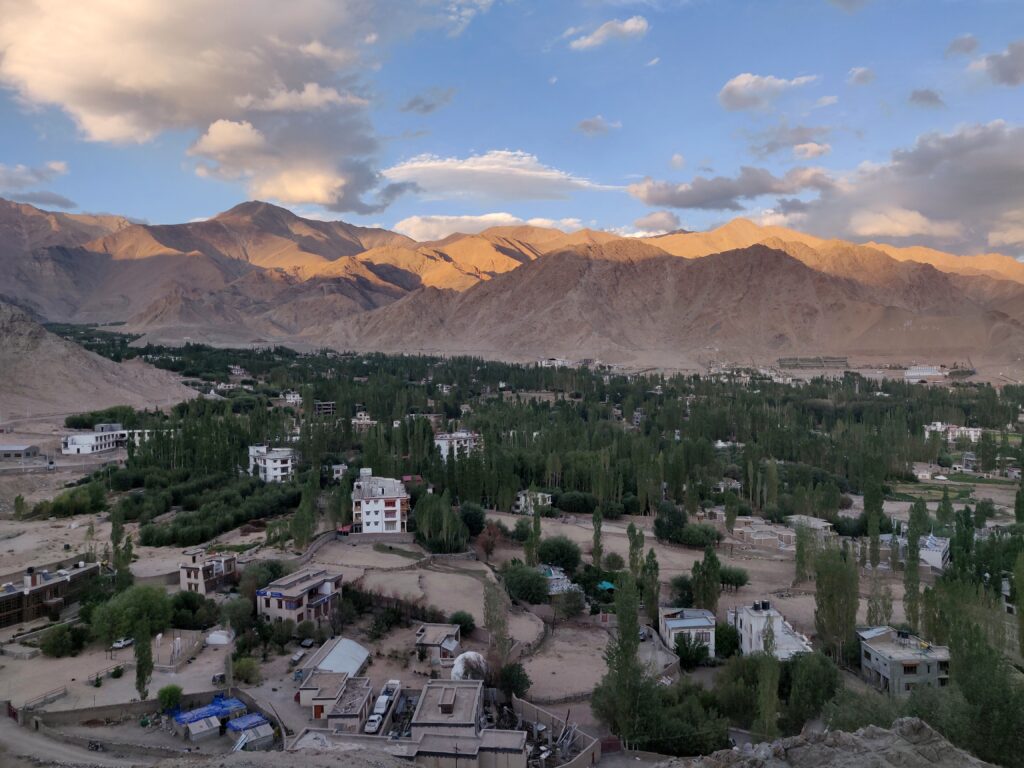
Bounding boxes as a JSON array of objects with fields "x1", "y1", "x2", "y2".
[{"x1": 903, "y1": 664, "x2": 918, "y2": 675}]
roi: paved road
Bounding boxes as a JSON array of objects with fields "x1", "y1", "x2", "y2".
[{"x1": 0, "y1": 716, "x2": 155, "y2": 767}]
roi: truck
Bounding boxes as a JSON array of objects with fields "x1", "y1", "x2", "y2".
[{"x1": 372, "y1": 680, "x2": 402, "y2": 717}]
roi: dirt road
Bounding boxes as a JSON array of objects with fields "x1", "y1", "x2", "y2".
[{"x1": 0, "y1": 715, "x2": 156, "y2": 767}]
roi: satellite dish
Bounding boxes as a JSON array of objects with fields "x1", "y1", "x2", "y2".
[{"x1": 450, "y1": 651, "x2": 487, "y2": 680}]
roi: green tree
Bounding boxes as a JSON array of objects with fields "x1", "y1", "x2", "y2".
[
  {"x1": 13, "y1": 494, "x2": 27, "y2": 519},
  {"x1": 794, "y1": 524, "x2": 815, "y2": 583},
  {"x1": 1015, "y1": 482, "x2": 1024, "y2": 524},
  {"x1": 537, "y1": 536, "x2": 582, "y2": 572},
  {"x1": 90, "y1": 586, "x2": 172, "y2": 644},
  {"x1": 497, "y1": 662, "x2": 532, "y2": 698},
  {"x1": 450, "y1": 610, "x2": 476, "y2": 636},
  {"x1": 670, "y1": 574, "x2": 693, "y2": 608},
  {"x1": 134, "y1": 618, "x2": 153, "y2": 699},
  {"x1": 1015, "y1": 552, "x2": 1024, "y2": 658},
  {"x1": 591, "y1": 509, "x2": 604, "y2": 569},
  {"x1": 484, "y1": 580, "x2": 512, "y2": 666},
  {"x1": 604, "y1": 552, "x2": 625, "y2": 572},
  {"x1": 754, "y1": 654, "x2": 780, "y2": 741},
  {"x1": 691, "y1": 547, "x2": 721, "y2": 614},
  {"x1": 867, "y1": 512, "x2": 881, "y2": 569},
  {"x1": 904, "y1": 499, "x2": 928, "y2": 631},
  {"x1": 866, "y1": 573, "x2": 893, "y2": 627},
  {"x1": 724, "y1": 492, "x2": 739, "y2": 533},
  {"x1": 782, "y1": 652, "x2": 840, "y2": 735},
  {"x1": 627, "y1": 523, "x2": 644, "y2": 580},
  {"x1": 234, "y1": 657, "x2": 261, "y2": 684},
  {"x1": 814, "y1": 547, "x2": 859, "y2": 660},
  {"x1": 222, "y1": 597, "x2": 255, "y2": 636},
  {"x1": 937, "y1": 487, "x2": 954, "y2": 528},
  {"x1": 674, "y1": 633, "x2": 709, "y2": 670},
  {"x1": 460, "y1": 503, "x2": 486, "y2": 536},
  {"x1": 557, "y1": 589, "x2": 586, "y2": 621},
  {"x1": 503, "y1": 563, "x2": 549, "y2": 604},
  {"x1": 715, "y1": 621, "x2": 740, "y2": 658},
  {"x1": 641, "y1": 548, "x2": 660, "y2": 620},
  {"x1": 158, "y1": 684, "x2": 183, "y2": 711},
  {"x1": 296, "y1": 620, "x2": 316, "y2": 641}
]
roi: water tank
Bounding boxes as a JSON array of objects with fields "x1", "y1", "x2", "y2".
[{"x1": 450, "y1": 652, "x2": 487, "y2": 681}]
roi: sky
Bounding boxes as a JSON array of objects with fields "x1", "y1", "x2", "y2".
[{"x1": 1, "y1": 0, "x2": 1023, "y2": 254}]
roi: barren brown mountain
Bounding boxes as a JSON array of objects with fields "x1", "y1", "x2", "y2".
[{"x1": 4, "y1": 197, "x2": 1024, "y2": 366}]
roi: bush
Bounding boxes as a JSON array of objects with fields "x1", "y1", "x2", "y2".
[
  {"x1": 603, "y1": 552, "x2": 625, "y2": 571},
  {"x1": 233, "y1": 657, "x2": 262, "y2": 685},
  {"x1": 450, "y1": 611, "x2": 476, "y2": 636},
  {"x1": 677, "y1": 524, "x2": 723, "y2": 548},
  {"x1": 460, "y1": 503, "x2": 486, "y2": 537},
  {"x1": 296, "y1": 620, "x2": 316, "y2": 641},
  {"x1": 719, "y1": 566, "x2": 749, "y2": 591},
  {"x1": 715, "y1": 622, "x2": 740, "y2": 658},
  {"x1": 503, "y1": 564, "x2": 549, "y2": 604},
  {"x1": 40, "y1": 624, "x2": 90, "y2": 657},
  {"x1": 674, "y1": 633, "x2": 710, "y2": 670},
  {"x1": 512, "y1": 518, "x2": 532, "y2": 542},
  {"x1": 496, "y1": 662, "x2": 532, "y2": 698},
  {"x1": 158, "y1": 684, "x2": 183, "y2": 711},
  {"x1": 554, "y1": 491, "x2": 598, "y2": 516},
  {"x1": 111, "y1": 666, "x2": 124, "y2": 679},
  {"x1": 537, "y1": 536, "x2": 582, "y2": 573}
]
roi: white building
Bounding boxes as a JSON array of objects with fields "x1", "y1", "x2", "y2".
[
  {"x1": 179, "y1": 549, "x2": 237, "y2": 595},
  {"x1": 351, "y1": 468, "x2": 410, "y2": 534},
  {"x1": 512, "y1": 490, "x2": 553, "y2": 515},
  {"x1": 659, "y1": 607, "x2": 716, "y2": 656},
  {"x1": 249, "y1": 445, "x2": 297, "y2": 483},
  {"x1": 880, "y1": 533, "x2": 950, "y2": 572},
  {"x1": 351, "y1": 411, "x2": 378, "y2": 432},
  {"x1": 434, "y1": 430, "x2": 482, "y2": 462},
  {"x1": 283, "y1": 390, "x2": 303, "y2": 405},
  {"x1": 905, "y1": 366, "x2": 946, "y2": 384},
  {"x1": 923, "y1": 421, "x2": 983, "y2": 444},
  {"x1": 728, "y1": 600, "x2": 812, "y2": 660},
  {"x1": 61, "y1": 428, "x2": 154, "y2": 455}
]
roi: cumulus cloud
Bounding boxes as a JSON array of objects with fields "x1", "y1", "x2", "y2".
[
  {"x1": 909, "y1": 88, "x2": 945, "y2": 108},
  {"x1": 577, "y1": 115, "x2": 622, "y2": 135},
  {"x1": 400, "y1": 88, "x2": 456, "y2": 114},
  {"x1": 748, "y1": 123, "x2": 830, "y2": 157},
  {"x1": 946, "y1": 34, "x2": 978, "y2": 57},
  {"x1": 974, "y1": 39, "x2": 1024, "y2": 86},
  {"x1": 718, "y1": 73, "x2": 818, "y2": 111},
  {"x1": 393, "y1": 212, "x2": 582, "y2": 241},
  {"x1": 0, "y1": 1, "x2": 488, "y2": 214},
  {"x1": 8, "y1": 191, "x2": 78, "y2": 209},
  {"x1": 847, "y1": 66, "x2": 875, "y2": 85},
  {"x1": 794, "y1": 142, "x2": 831, "y2": 159},
  {"x1": 814, "y1": 95, "x2": 838, "y2": 109},
  {"x1": 633, "y1": 210, "x2": 680, "y2": 234},
  {"x1": 0, "y1": 160, "x2": 68, "y2": 191},
  {"x1": 567, "y1": 16, "x2": 649, "y2": 51},
  {"x1": 382, "y1": 150, "x2": 616, "y2": 200},
  {"x1": 773, "y1": 121, "x2": 1024, "y2": 251},
  {"x1": 849, "y1": 207, "x2": 963, "y2": 239},
  {"x1": 670, "y1": 153, "x2": 685, "y2": 169},
  {"x1": 628, "y1": 166, "x2": 834, "y2": 211}
]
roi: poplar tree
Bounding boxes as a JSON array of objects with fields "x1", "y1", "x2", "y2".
[
  {"x1": 592, "y1": 509, "x2": 604, "y2": 569},
  {"x1": 814, "y1": 547, "x2": 859, "y2": 660}
]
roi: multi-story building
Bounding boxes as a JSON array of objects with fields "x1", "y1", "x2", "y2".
[
  {"x1": 728, "y1": 600, "x2": 812, "y2": 660},
  {"x1": 512, "y1": 490, "x2": 553, "y2": 515},
  {"x1": 351, "y1": 468, "x2": 410, "y2": 534},
  {"x1": 880, "y1": 533, "x2": 950, "y2": 572},
  {"x1": 658, "y1": 607, "x2": 716, "y2": 655},
  {"x1": 784, "y1": 514, "x2": 838, "y2": 543},
  {"x1": 257, "y1": 567, "x2": 343, "y2": 626},
  {"x1": 248, "y1": 445, "x2": 297, "y2": 483},
  {"x1": 433, "y1": 431, "x2": 482, "y2": 463},
  {"x1": 314, "y1": 400, "x2": 336, "y2": 416},
  {"x1": 351, "y1": 411, "x2": 378, "y2": 433},
  {"x1": 923, "y1": 421, "x2": 983, "y2": 444},
  {"x1": 858, "y1": 626, "x2": 950, "y2": 697},
  {"x1": 0, "y1": 562, "x2": 101, "y2": 628},
  {"x1": 178, "y1": 548, "x2": 237, "y2": 595},
  {"x1": 61, "y1": 428, "x2": 155, "y2": 455},
  {"x1": 283, "y1": 390, "x2": 303, "y2": 405}
]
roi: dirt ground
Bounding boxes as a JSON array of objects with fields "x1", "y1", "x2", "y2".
[{"x1": 522, "y1": 624, "x2": 609, "y2": 701}]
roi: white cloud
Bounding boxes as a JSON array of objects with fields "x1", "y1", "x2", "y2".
[
  {"x1": 577, "y1": 115, "x2": 622, "y2": 135},
  {"x1": 393, "y1": 212, "x2": 582, "y2": 241},
  {"x1": 568, "y1": 16, "x2": 649, "y2": 51},
  {"x1": 794, "y1": 142, "x2": 831, "y2": 159},
  {"x1": 814, "y1": 95, "x2": 838, "y2": 108},
  {"x1": 670, "y1": 153, "x2": 685, "y2": 169},
  {"x1": 847, "y1": 66, "x2": 875, "y2": 85},
  {"x1": 382, "y1": 150, "x2": 616, "y2": 200},
  {"x1": 646, "y1": 57, "x2": 660, "y2": 67},
  {"x1": 191, "y1": 120, "x2": 266, "y2": 158},
  {"x1": 0, "y1": 160, "x2": 68, "y2": 190},
  {"x1": 633, "y1": 210, "x2": 680, "y2": 234},
  {"x1": 987, "y1": 211, "x2": 1024, "y2": 248},
  {"x1": 974, "y1": 39, "x2": 1024, "y2": 86},
  {"x1": 718, "y1": 73, "x2": 818, "y2": 111},
  {"x1": 848, "y1": 207, "x2": 963, "y2": 240},
  {"x1": 549, "y1": 76, "x2": 558, "y2": 85},
  {"x1": 0, "y1": 1, "x2": 489, "y2": 214}
]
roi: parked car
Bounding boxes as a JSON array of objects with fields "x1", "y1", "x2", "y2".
[
  {"x1": 111, "y1": 637, "x2": 133, "y2": 649},
  {"x1": 211, "y1": 673, "x2": 226, "y2": 685},
  {"x1": 364, "y1": 714, "x2": 383, "y2": 734},
  {"x1": 299, "y1": 637, "x2": 315, "y2": 649}
]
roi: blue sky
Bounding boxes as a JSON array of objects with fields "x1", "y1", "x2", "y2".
[{"x1": 1, "y1": 0, "x2": 1023, "y2": 253}]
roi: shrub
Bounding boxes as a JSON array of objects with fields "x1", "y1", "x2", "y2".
[
  {"x1": 450, "y1": 610, "x2": 476, "y2": 636},
  {"x1": 40, "y1": 624, "x2": 89, "y2": 657},
  {"x1": 674, "y1": 633, "x2": 710, "y2": 671},
  {"x1": 497, "y1": 662, "x2": 532, "y2": 698},
  {"x1": 603, "y1": 552, "x2": 625, "y2": 571},
  {"x1": 111, "y1": 666, "x2": 125, "y2": 679},
  {"x1": 512, "y1": 518, "x2": 532, "y2": 542},
  {"x1": 715, "y1": 622, "x2": 740, "y2": 658},
  {"x1": 460, "y1": 503, "x2": 486, "y2": 537},
  {"x1": 158, "y1": 684, "x2": 183, "y2": 711},
  {"x1": 677, "y1": 524, "x2": 723, "y2": 548},
  {"x1": 233, "y1": 657, "x2": 262, "y2": 685},
  {"x1": 503, "y1": 564, "x2": 549, "y2": 604},
  {"x1": 537, "y1": 536, "x2": 582, "y2": 573},
  {"x1": 296, "y1": 620, "x2": 316, "y2": 641}
]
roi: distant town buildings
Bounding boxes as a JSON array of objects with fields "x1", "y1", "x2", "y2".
[
  {"x1": 923, "y1": 421, "x2": 983, "y2": 444},
  {"x1": 658, "y1": 607, "x2": 716, "y2": 655},
  {"x1": 350, "y1": 411, "x2": 378, "y2": 432},
  {"x1": 61, "y1": 425, "x2": 155, "y2": 455},
  {"x1": 256, "y1": 567, "x2": 343, "y2": 626},
  {"x1": 905, "y1": 366, "x2": 946, "y2": 384},
  {"x1": 512, "y1": 490, "x2": 553, "y2": 515},
  {"x1": 283, "y1": 390, "x2": 303, "y2": 405},
  {"x1": 433, "y1": 430, "x2": 482, "y2": 462},
  {"x1": 179, "y1": 548, "x2": 237, "y2": 595},
  {"x1": 784, "y1": 515, "x2": 837, "y2": 543},
  {"x1": 0, "y1": 561, "x2": 100, "y2": 629},
  {"x1": 248, "y1": 445, "x2": 297, "y2": 483},
  {"x1": 313, "y1": 400, "x2": 336, "y2": 416},
  {"x1": 857, "y1": 626, "x2": 950, "y2": 697},
  {"x1": 880, "y1": 533, "x2": 950, "y2": 572},
  {"x1": 351, "y1": 468, "x2": 410, "y2": 534},
  {"x1": 728, "y1": 600, "x2": 812, "y2": 660}
]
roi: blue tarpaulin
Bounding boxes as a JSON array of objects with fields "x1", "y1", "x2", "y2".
[
  {"x1": 227, "y1": 713, "x2": 268, "y2": 732},
  {"x1": 597, "y1": 581, "x2": 616, "y2": 591},
  {"x1": 174, "y1": 696, "x2": 247, "y2": 725}
]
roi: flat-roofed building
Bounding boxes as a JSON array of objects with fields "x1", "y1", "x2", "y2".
[
  {"x1": 248, "y1": 444, "x2": 297, "y2": 483},
  {"x1": 179, "y1": 549, "x2": 237, "y2": 595},
  {"x1": 0, "y1": 561, "x2": 101, "y2": 629},
  {"x1": 658, "y1": 607, "x2": 715, "y2": 656},
  {"x1": 351, "y1": 468, "x2": 410, "y2": 534},
  {"x1": 415, "y1": 623, "x2": 461, "y2": 667},
  {"x1": 298, "y1": 670, "x2": 373, "y2": 728},
  {"x1": 256, "y1": 567, "x2": 343, "y2": 626},
  {"x1": 0, "y1": 444, "x2": 39, "y2": 460},
  {"x1": 411, "y1": 679, "x2": 485, "y2": 739},
  {"x1": 728, "y1": 600, "x2": 811, "y2": 660},
  {"x1": 61, "y1": 428, "x2": 155, "y2": 455},
  {"x1": 858, "y1": 626, "x2": 950, "y2": 697},
  {"x1": 784, "y1": 514, "x2": 837, "y2": 543},
  {"x1": 434, "y1": 431, "x2": 482, "y2": 463}
]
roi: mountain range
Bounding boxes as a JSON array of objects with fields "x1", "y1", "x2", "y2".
[{"x1": 3, "y1": 196, "x2": 1024, "y2": 368}]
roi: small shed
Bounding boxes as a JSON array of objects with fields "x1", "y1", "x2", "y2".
[
  {"x1": 186, "y1": 716, "x2": 222, "y2": 742},
  {"x1": 236, "y1": 723, "x2": 275, "y2": 751},
  {"x1": 226, "y1": 713, "x2": 268, "y2": 732}
]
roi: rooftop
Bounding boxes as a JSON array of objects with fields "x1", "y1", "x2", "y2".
[
  {"x1": 261, "y1": 567, "x2": 342, "y2": 598},
  {"x1": 352, "y1": 474, "x2": 409, "y2": 501},
  {"x1": 0, "y1": 444, "x2": 37, "y2": 452},
  {"x1": 411, "y1": 679, "x2": 482, "y2": 728},
  {"x1": 662, "y1": 607, "x2": 715, "y2": 630},
  {"x1": 303, "y1": 637, "x2": 371, "y2": 677},
  {"x1": 857, "y1": 626, "x2": 950, "y2": 662},
  {"x1": 416, "y1": 623, "x2": 461, "y2": 647}
]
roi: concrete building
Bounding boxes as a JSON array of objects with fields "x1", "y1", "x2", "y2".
[
  {"x1": 331, "y1": 463, "x2": 348, "y2": 481},
  {"x1": 923, "y1": 421, "x2": 983, "y2": 444},
  {"x1": 314, "y1": 400, "x2": 336, "y2": 416},
  {"x1": 784, "y1": 515, "x2": 837, "y2": 543},
  {"x1": 178, "y1": 549, "x2": 237, "y2": 595},
  {"x1": 434, "y1": 431, "x2": 482, "y2": 463},
  {"x1": 0, "y1": 561, "x2": 101, "y2": 629},
  {"x1": 0, "y1": 444, "x2": 39, "y2": 460},
  {"x1": 61, "y1": 428, "x2": 154, "y2": 455},
  {"x1": 299, "y1": 636, "x2": 372, "y2": 679},
  {"x1": 351, "y1": 411, "x2": 378, "y2": 432},
  {"x1": 248, "y1": 445, "x2": 297, "y2": 483},
  {"x1": 857, "y1": 626, "x2": 950, "y2": 697},
  {"x1": 906, "y1": 366, "x2": 946, "y2": 384},
  {"x1": 351, "y1": 468, "x2": 410, "y2": 534},
  {"x1": 283, "y1": 390, "x2": 302, "y2": 405},
  {"x1": 511, "y1": 490, "x2": 552, "y2": 515},
  {"x1": 299, "y1": 670, "x2": 374, "y2": 727},
  {"x1": 880, "y1": 533, "x2": 950, "y2": 572},
  {"x1": 658, "y1": 607, "x2": 715, "y2": 655},
  {"x1": 728, "y1": 600, "x2": 811, "y2": 660},
  {"x1": 415, "y1": 623, "x2": 462, "y2": 667},
  {"x1": 256, "y1": 567, "x2": 343, "y2": 626}
]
